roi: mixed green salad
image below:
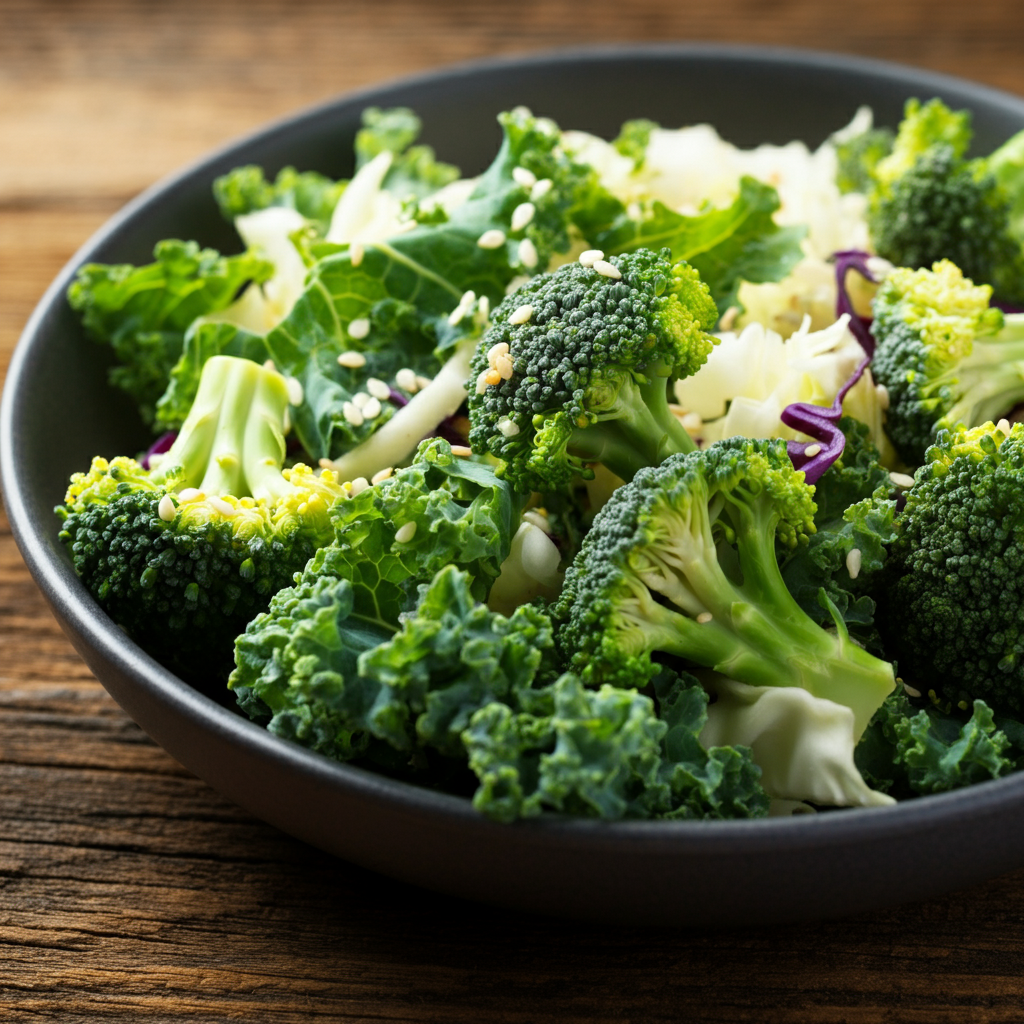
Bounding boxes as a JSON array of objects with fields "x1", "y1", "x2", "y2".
[{"x1": 56, "y1": 100, "x2": 1024, "y2": 821}]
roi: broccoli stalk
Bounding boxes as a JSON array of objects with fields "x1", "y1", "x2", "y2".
[
  {"x1": 555, "y1": 437, "x2": 896, "y2": 740},
  {"x1": 468, "y1": 248, "x2": 718, "y2": 493}
]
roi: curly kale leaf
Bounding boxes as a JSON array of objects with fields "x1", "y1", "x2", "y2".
[{"x1": 213, "y1": 165, "x2": 347, "y2": 236}]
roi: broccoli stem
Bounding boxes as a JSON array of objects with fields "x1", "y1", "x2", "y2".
[{"x1": 943, "y1": 316, "x2": 1024, "y2": 428}]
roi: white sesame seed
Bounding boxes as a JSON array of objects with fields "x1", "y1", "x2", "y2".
[
  {"x1": 484, "y1": 369, "x2": 502, "y2": 386},
  {"x1": 866, "y1": 256, "x2": 895, "y2": 281},
  {"x1": 349, "y1": 476, "x2": 369, "y2": 495},
  {"x1": 803, "y1": 444, "x2": 822, "y2": 458},
  {"x1": 505, "y1": 275, "x2": 530, "y2": 295},
  {"x1": 396, "y1": 368, "x2": 418, "y2": 392},
  {"x1": 352, "y1": 392, "x2": 370, "y2": 409},
  {"x1": 348, "y1": 317, "x2": 370, "y2": 340},
  {"x1": 846, "y1": 547, "x2": 863, "y2": 580},
  {"x1": 343, "y1": 402, "x2": 364, "y2": 427},
  {"x1": 477, "y1": 228, "x2": 506, "y2": 249},
  {"x1": 680, "y1": 412, "x2": 703, "y2": 433},
  {"x1": 362, "y1": 397, "x2": 382, "y2": 420},
  {"x1": 889, "y1": 471, "x2": 915, "y2": 489},
  {"x1": 875, "y1": 383, "x2": 890, "y2": 410},
  {"x1": 371, "y1": 467, "x2": 393, "y2": 485},
  {"x1": 696, "y1": 611, "x2": 713, "y2": 624},
  {"x1": 487, "y1": 342, "x2": 510, "y2": 364},
  {"x1": 477, "y1": 295, "x2": 490, "y2": 320},
  {"x1": 523, "y1": 510, "x2": 551, "y2": 533},
  {"x1": 350, "y1": 241, "x2": 364, "y2": 266},
  {"x1": 518, "y1": 237, "x2": 539, "y2": 268},
  {"x1": 718, "y1": 305, "x2": 740, "y2": 331},
  {"x1": 530, "y1": 178, "x2": 553, "y2": 201},
  {"x1": 903, "y1": 681, "x2": 922, "y2": 698},
  {"x1": 448, "y1": 306, "x2": 466, "y2": 326},
  {"x1": 319, "y1": 458, "x2": 334, "y2": 469},
  {"x1": 158, "y1": 494, "x2": 176, "y2": 522},
  {"x1": 475, "y1": 370, "x2": 491, "y2": 395},
  {"x1": 593, "y1": 259, "x2": 622, "y2": 279},
  {"x1": 394, "y1": 521, "x2": 417, "y2": 544},
  {"x1": 997, "y1": 418, "x2": 1012, "y2": 436},
  {"x1": 460, "y1": 289, "x2": 476, "y2": 306},
  {"x1": 415, "y1": 374, "x2": 433, "y2": 392},
  {"x1": 263, "y1": 359, "x2": 277, "y2": 373},
  {"x1": 285, "y1": 377, "x2": 304, "y2": 406},
  {"x1": 497, "y1": 418, "x2": 521, "y2": 438},
  {"x1": 509, "y1": 304, "x2": 534, "y2": 325},
  {"x1": 494, "y1": 354, "x2": 514, "y2": 380},
  {"x1": 337, "y1": 350, "x2": 367, "y2": 369},
  {"x1": 366, "y1": 377, "x2": 391, "y2": 401},
  {"x1": 450, "y1": 445, "x2": 472, "y2": 457},
  {"x1": 209, "y1": 496, "x2": 236, "y2": 517},
  {"x1": 511, "y1": 202, "x2": 535, "y2": 232},
  {"x1": 512, "y1": 166, "x2": 537, "y2": 188},
  {"x1": 177, "y1": 488, "x2": 204, "y2": 504},
  {"x1": 578, "y1": 249, "x2": 604, "y2": 267}
]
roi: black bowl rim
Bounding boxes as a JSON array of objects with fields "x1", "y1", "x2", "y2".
[{"x1": 6, "y1": 40, "x2": 1024, "y2": 857}]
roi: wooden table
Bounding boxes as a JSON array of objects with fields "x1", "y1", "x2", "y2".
[{"x1": 5, "y1": 2, "x2": 1024, "y2": 1019}]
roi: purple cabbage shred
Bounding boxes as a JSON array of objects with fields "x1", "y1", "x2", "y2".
[{"x1": 782, "y1": 250, "x2": 879, "y2": 484}]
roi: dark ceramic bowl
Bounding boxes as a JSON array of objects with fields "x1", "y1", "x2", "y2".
[{"x1": 6, "y1": 45, "x2": 1024, "y2": 928}]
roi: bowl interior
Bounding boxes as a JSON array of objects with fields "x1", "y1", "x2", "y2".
[{"x1": 7, "y1": 45, "x2": 1024, "y2": 927}]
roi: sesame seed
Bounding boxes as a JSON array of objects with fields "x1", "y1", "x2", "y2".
[
  {"x1": 285, "y1": 377, "x2": 304, "y2": 406},
  {"x1": 460, "y1": 289, "x2": 476, "y2": 306},
  {"x1": 450, "y1": 445, "x2": 472, "y2": 457},
  {"x1": 578, "y1": 249, "x2": 604, "y2": 267},
  {"x1": 361, "y1": 380, "x2": 386, "y2": 403},
  {"x1": 875, "y1": 383, "x2": 890, "y2": 410},
  {"x1": 511, "y1": 202, "x2": 535, "y2": 232},
  {"x1": 505, "y1": 274, "x2": 530, "y2": 295},
  {"x1": 477, "y1": 229, "x2": 506, "y2": 249},
  {"x1": 485, "y1": 369, "x2": 502, "y2": 386},
  {"x1": 497, "y1": 418, "x2": 520, "y2": 438},
  {"x1": 371, "y1": 467, "x2": 393, "y2": 485},
  {"x1": 696, "y1": 612, "x2": 713, "y2": 624},
  {"x1": 509, "y1": 304, "x2": 534, "y2": 325},
  {"x1": 263, "y1": 359, "x2": 277, "y2": 373},
  {"x1": 903, "y1": 682, "x2": 922, "y2": 698},
  {"x1": 530, "y1": 178, "x2": 553, "y2": 201},
  {"x1": 889, "y1": 471, "x2": 915, "y2": 489},
  {"x1": 803, "y1": 443, "x2": 822, "y2": 458},
  {"x1": 447, "y1": 306, "x2": 466, "y2": 326},
  {"x1": 680, "y1": 412, "x2": 703, "y2": 433},
  {"x1": 593, "y1": 259, "x2": 621, "y2": 279},
  {"x1": 477, "y1": 295, "x2": 490, "y2": 320},
  {"x1": 209, "y1": 496, "x2": 236, "y2": 517},
  {"x1": 997, "y1": 418, "x2": 1012, "y2": 436},
  {"x1": 512, "y1": 166, "x2": 537, "y2": 188},
  {"x1": 158, "y1": 494, "x2": 176, "y2": 522},
  {"x1": 866, "y1": 256, "x2": 894, "y2": 281},
  {"x1": 337, "y1": 350, "x2": 367, "y2": 369},
  {"x1": 475, "y1": 370, "x2": 492, "y2": 395},
  {"x1": 846, "y1": 547, "x2": 862, "y2": 580},
  {"x1": 343, "y1": 402, "x2": 364, "y2": 427},
  {"x1": 487, "y1": 342, "x2": 510, "y2": 364},
  {"x1": 718, "y1": 305, "x2": 740, "y2": 331},
  {"x1": 362, "y1": 397, "x2": 382, "y2": 420},
  {"x1": 348, "y1": 317, "x2": 370, "y2": 340},
  {"x1": 494, "y1": 354, "x2": 514, "y2": 380},
  {"x1": 177, "y1": 488, "x2": 204, "y2": 504},
  {"x1": 319, "y1": 458, "x2": 334, "y2": 469},
  {"x1": 518, "y1": 238, "x2": 539, "y2": 268},
  {"x1": 394, "y1": 521, "x2": 417, "y2": 544},
  {"x1": 350, "y1": 241, "x2": 364, "y2": 266},
  {"x1": 395, "y1": 368, "x2": 418, "y2": 392},
  {"x1": 352, "y1": 392, "x2": 370, "y2": 409},
  {"x1": 349, "y1": 476, "x2": 369, "y2": 495},
  {"x1": 415, "y1": 374, "x2": 433, "y2": 392}
]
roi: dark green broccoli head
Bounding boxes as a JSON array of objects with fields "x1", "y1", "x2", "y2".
[
  {"x1": 555, "y1": 436, "x2": 895, "y2": 739},
  {"x1": 870, "y1": 260, "x2": 1010, "y2": 465},
  {"x1": 467, "y1": 248, "x2": 717, "y2": 492},
  {"x1": 879, "y1": 421, "x2": 1024, "y2": 716}
]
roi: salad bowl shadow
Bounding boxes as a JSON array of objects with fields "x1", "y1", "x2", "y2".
[{"x1": 6, "y1": 43, "x2": 1024, "y2": 928}]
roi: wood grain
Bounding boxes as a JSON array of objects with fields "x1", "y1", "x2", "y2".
[{"x1": 5, "y1": 0, "x2": 1024, "y2": 1019}]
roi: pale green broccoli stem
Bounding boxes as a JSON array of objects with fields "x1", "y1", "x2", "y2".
[
  {"x1": 942, "y1": 315, "x2": 1024, "y2": 430},
  {"x1": 631, "y1": 492, "x2": 893, "y2": 739},
  {"x1": 151, "y1": 355, "x2": 291, "y2": 499},
  {"x1": 330, "y1": 338, "x2": 475, "y2": 482}
]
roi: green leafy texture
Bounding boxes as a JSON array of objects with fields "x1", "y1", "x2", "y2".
[
  {"x1": 213, "y1": 165, "x2": 347, "y2": 235},
  {"x1": 867, "y1": 98, "x2": 1024, "y2": 304},
  {"x1": 869, "y1": 259, "x2": 1019, "y2": 467},
  {"x1": 612, "y1": 118, "x2": 659, "y2": 171},
  {"x1": 55, "y1": 357, "x2": 347, "y2": 680},
  {"x1": 779, "y1": 417, "x2": 897, "y2": 636},
  {"x1": 990, "y1": 129, "x2": 1024, "y2": 242},
  {"x1": 554, "y1": 436, "x2": 896, "y2": 740},
  {"x1": 833, "y1": 125, "x2": 895, "y2": 195},
  {"x1": 879, "y1": 421, "x2": 1024, "y2": 717},
  {"x1": 355, "y1": 106, "x2": 461, "y2": 201},
  {"x1": 67, "y1": 240, "x2": 273, "y2": 427},
  {"x1": 594, "y1": 177, "x2": 807, "y2": 314},
  {"x1": 467, "y1": 248, "x2": 718, "y2": 493},
  {"x1": 856, "y1": 690, "x2": 1016, "y2": 797}
]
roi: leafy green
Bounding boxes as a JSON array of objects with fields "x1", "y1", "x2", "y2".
[
  {"x1": 612, "y1": 118, "x2": 659, "y2": 171},
  {"x1": 213, "y1": 166, "x2": 347, "y2": 235},
  {"x1": 67, "y1": 240, "x2": 272, "y2": 426}
]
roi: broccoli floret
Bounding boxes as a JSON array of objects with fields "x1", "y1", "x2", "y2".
[
  {"x1": 834, "y1": 125, "x2": 894, "y2": 195},
  {"x1": 555, "y1": 437, "x2": 896, "y2": 740},
  {"x1": 867, "y1": 98, "x2": 1024, "y2": 303},
  {"x1": 55, "y1": 356, "x2": 347, "y2": 680},
  {"x1": 870, "y1": 259, "x2": 1024, "y2": 465},
  {"x1": 878, "y1": 420, "x2": 1024, "y2": 716},
  {"x1": 467, "y1": 248, "x2": 718, "y2": 492}
]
